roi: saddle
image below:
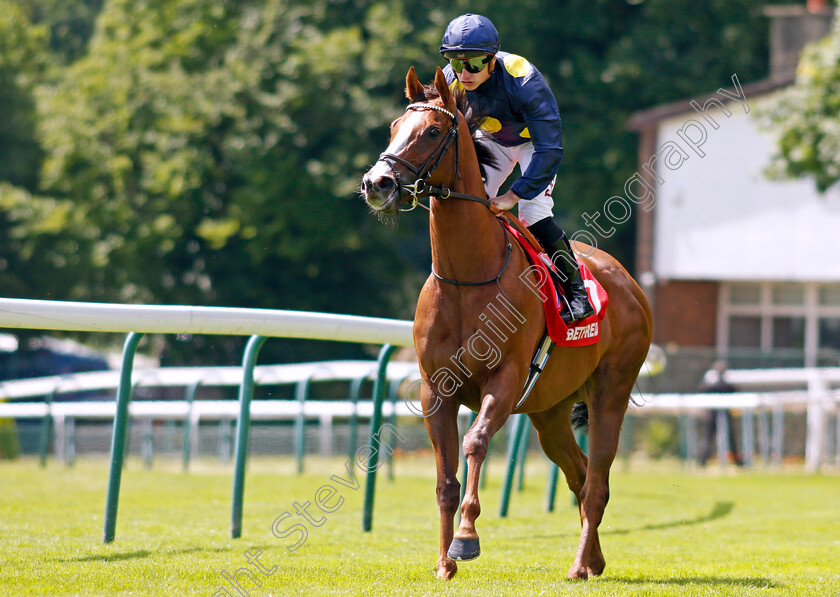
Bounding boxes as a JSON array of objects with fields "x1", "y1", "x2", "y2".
[{"x1": 495, "y1": 212, "x2": 608, "y2": 348}]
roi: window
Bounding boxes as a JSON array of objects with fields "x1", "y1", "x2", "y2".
[
  {"x1": 819, "y1": 318, "x2": 840, "y2": 350},
  {"x1": 772, "y1": 317, "x2": 805, "y2": 349},
  {"x1": 772, "y1": 285, "x2": 804, "y2": 306},
  {"x1": 729, "y1": 316, "x2": 761, "y2": 348},
  {"x1": 721, "y1": 282, "x2": 840, "y2": 366},
  {"x1": 819, "y1": 286, "x2": 840, "y2": 306},
  {"x1": 729, "y1": 284, "x2": 761, "y2": 306}
]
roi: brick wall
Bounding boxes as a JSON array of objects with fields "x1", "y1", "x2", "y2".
[{"x1": 652, "y1": 280, "x2": 719, "y2": 346}]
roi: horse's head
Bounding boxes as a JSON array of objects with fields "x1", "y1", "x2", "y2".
[{"x1": 361, "y1": 66, "x2": 460, "y2": 216}]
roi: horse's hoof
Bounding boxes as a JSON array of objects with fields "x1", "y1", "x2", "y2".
[
  {"x1": 567, "y1": 565, "x2": 589, "y2": 580},
  {"x1": 436, "y1": 560, "x2": 458, "y2": 580},
  {"x1": 447, "y1": 537, "x2": 481, "y2": 561}
]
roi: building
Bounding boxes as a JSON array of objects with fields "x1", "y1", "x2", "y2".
[{"x1": 627, "y1": 1, "x2": 838, "y2": 374}]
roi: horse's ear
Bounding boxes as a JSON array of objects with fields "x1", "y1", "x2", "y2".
[
  {"x1": 433, "y1": 67, "x2": 454, "y2": 110},
  {"x1": 406, "y1": 67, "x2": 426, "y2": 103}
]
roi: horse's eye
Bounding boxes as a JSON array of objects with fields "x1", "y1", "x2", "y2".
[{"x1": 428, "y1": 127, "x2": 441, "y2": 139}]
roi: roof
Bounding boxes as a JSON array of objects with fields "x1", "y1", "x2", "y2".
[{"x1": 626, "y1": 75, "x2": 794, "y2": 131}]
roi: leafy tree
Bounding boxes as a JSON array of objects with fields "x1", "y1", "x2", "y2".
[
  {"x1": 0, "y1": 2, "x2": 49, "y2": 190},
  {"x1": 16, "y1": 0, "x2": 443, "y2": 363},
  {"x1": 11, "y1": 0, "x2": 104, "y2": 65},
  {"x1": 763, "y1": 9, "x2": 840, "y2": 192},
  {"x1": 0, "y1": 3, "x2": 51, "y2": 300},
  {"x1": 0, "y1": 0, "x2": 785, "y2": 364}
]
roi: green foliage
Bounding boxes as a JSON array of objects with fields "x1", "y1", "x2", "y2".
[
  {"x1": 11, "y1": 0, "x2": 104, "y2": 64},
  {"x1": 0, "y1": 2, "x2": 49, "y2": 190},
  {"x1": 0, "y1": 419, "x2": 21, "y2": 459},
  {"x1": 763, "y1": 10, "x2": 840, "y2": 193},
  {"x1": 24, "y1": 0, "x2": 435, "y2": 362},
  {"x1": 0, "y1": 0, "x2": 778, "y2": 363},
  {"x1": 642, "y1": 418, "x2": 680, "y2": 459}
]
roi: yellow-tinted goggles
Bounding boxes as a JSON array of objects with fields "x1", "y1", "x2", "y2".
[{"x1": 449, "y1": 54, "x2": 492, "y2": 74}]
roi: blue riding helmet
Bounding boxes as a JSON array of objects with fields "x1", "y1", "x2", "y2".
[{"x1": 439, "y1": 13, "x2": 500, "y2": 58}]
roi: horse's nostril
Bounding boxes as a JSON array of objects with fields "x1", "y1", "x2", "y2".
[{"x1": 377, "y1": 177, "x2": 395, "y2": 192}]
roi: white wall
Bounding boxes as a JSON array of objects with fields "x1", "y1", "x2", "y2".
[{"x1": 651, "y1": 91, "x2": 840, "y2": 281}]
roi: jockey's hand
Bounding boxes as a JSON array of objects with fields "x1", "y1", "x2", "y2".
[{"x1": 489, "y1": 189, "x2": 522, "y2": 211}]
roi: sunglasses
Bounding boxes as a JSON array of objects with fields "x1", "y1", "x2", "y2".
[{"x1": 449, "y1": 54, "x2": 492, "y2": 74}]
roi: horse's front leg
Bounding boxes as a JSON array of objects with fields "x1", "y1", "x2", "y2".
[
  {"x1": 421, "y1": 382, "x2": 462, "y2": 580},
  {"x1": 449, "y1": 375, "x2": 516, "y2": 561}
]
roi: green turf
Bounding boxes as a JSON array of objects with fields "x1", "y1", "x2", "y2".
[{"x1": 1, "y1": 455, "x2": 838, "y2": 596}]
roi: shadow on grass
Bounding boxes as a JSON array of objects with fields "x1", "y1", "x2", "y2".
[
  {"x1": 526, "y1": 501, "x2": 735, "y2": 541},
  {"x1": 601, "y1": 575, "x2": 779, "y2": 589},
  {"x1": 605, "y1": 500, "x2": 735, "y2": 535},
  {"x1": 56, "y1": 544, "x2": 274, "y2": 563}
]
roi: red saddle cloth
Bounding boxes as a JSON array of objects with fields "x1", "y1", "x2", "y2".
[{"x1": 503, "y1": 222, "x2": 609, "y2": 347}]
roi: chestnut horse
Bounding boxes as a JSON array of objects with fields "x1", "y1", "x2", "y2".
[{"x1": 361, "y1": 67, "x2": 653, "y2": 580}]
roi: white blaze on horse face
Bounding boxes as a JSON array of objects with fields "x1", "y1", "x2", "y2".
[{"x1": 366, "y1": 112, "x2": 425, "y2": 184}]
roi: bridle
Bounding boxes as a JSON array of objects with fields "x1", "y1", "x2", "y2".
[
  {"x1": 376, "y1": 101, "x2": 512, "y2": 287},
  {"x1": 378, "y1": 102, "x2": 462, "y2": 212}
]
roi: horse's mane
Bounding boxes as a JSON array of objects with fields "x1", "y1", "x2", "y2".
[{"x1": 420, "y1": 85, "x2": 498, "y2": 182}]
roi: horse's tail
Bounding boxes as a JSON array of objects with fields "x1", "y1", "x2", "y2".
[{"x1": 570, "y1": 401, "x2": 589, "y2": 431}]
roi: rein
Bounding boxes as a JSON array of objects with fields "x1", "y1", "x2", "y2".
[
  {"x1": 378, "y1": 102, "x2": 511, "y2": 287},
  {"x1": 432, "y1": 220, "x2": 513, "y2": 287}
]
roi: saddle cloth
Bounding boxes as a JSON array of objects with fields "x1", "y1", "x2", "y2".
[{"x1": 500, "y1": 219, "x2": 608, "y2": 347}]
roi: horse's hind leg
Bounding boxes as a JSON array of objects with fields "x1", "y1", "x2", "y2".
[
  {"x1": 569, "y1": 374, "x2": 635, "y2": 579},
  {"x1": 527, "y1": 395, "x2": 606, "y2": 576}
]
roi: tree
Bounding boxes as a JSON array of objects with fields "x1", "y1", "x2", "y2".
[
  {"x1": 0, "y1": 3, "x2": 51, "y2": 300},
  {"x1": 11, "y1": 0, "x2": 104, "y2": 65},
  {"x1": 0, "y1": 0, "x2": 782, "y2": 363},
  {"x1": 0, "y1": 2, "x2": 49, "y2": 190},
  {"x1": 763, "y1": 9, "x2": 840, "y2": 193},
  {"x1": 15, "y1": 0, "x2": 443, "y2": 363}
]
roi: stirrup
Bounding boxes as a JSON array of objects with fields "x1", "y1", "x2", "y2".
[
  {"x1": 561, "y1": 291, "x2": 595, "y2": 325},
  {"x1": 559, "y1": 294, "x2": 576, "y2": 326}
]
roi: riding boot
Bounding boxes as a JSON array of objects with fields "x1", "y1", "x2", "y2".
[{"x1": 527, "y1": 217, "x2": 595, "y2": 325}]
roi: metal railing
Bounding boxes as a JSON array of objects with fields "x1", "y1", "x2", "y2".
[{"x1": 0, "y1": 297, "x2": 415, "y2": 542}]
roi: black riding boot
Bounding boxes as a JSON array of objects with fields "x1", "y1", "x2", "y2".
[{"x1": 528, "y1": 217, "x2": 595, "y2": 325}]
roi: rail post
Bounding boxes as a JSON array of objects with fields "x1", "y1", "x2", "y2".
[
  {"x1": 771, "y1": 403, "x2": 784, "y2": 466},
  {"x1": 499, "y1": 413, "x2": 527, "y2": 517},
  {"x1": 230, "y1": 335, "x2": 268, "y2": 539},
  {"x1": 294, "y1": 373, "x2": 315, "y2": 474},
  {"x1": 347, "y1": 373, "x2": 368, "y2": 463},
  {"x1": 361, "y1": 343, "x2": 396, "y2": 532},
  {"x1": 546, "y1": 462, "x2": 559, "y2": 512},
  {"x1": 516, "y1": 420, "x2": 530, "y2": 492},
  {"x1": 182, "y1": 379, "x2": 202, "y2": 471},
  {"x1": 103, "y1": 331, "x2": 144, "y2": 543},
  {"x1": 742, "y1": 408, "x2": 755, "y2": 468},
  {"x1": 385, "y1": 376, "x2": 404, "y2": 482},
  {"x1": 38, "y1": 387, "x2": 57, "y2": 468}
]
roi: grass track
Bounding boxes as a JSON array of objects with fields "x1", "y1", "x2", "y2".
[{"x1": 1, "y1": 455, "x2": 839, "y2": 596}]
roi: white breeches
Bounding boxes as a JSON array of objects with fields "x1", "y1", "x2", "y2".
[{"x1": 480, "y1": 137, "x2": 556, "y2": 227}]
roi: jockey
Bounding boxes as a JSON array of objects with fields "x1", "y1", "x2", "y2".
[{"x1": 440, "y1": 13, "x2": 594, "y2": 325}]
